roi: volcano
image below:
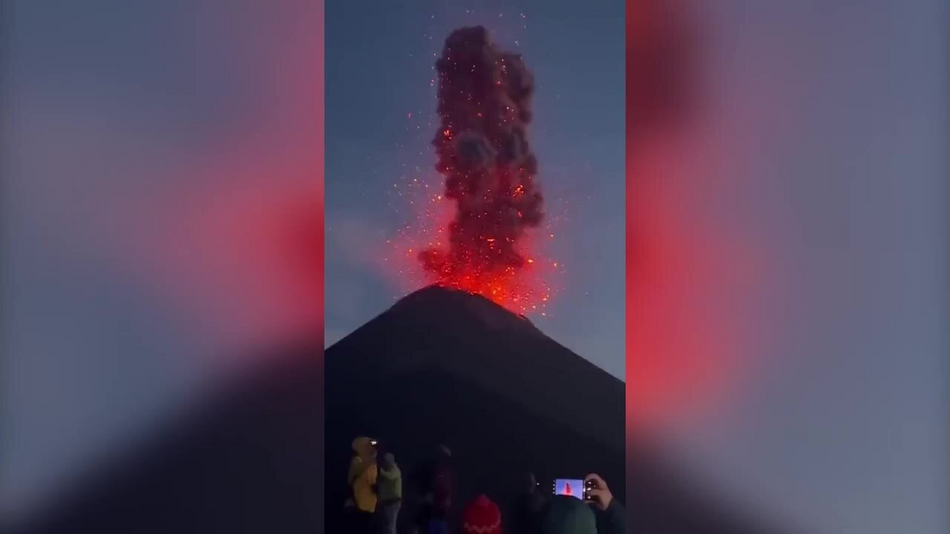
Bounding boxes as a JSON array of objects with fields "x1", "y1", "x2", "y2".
[
  {"x1": 326, "y1": 285, "x2": 775, "y2": 533},
  {"x1": 325, "y1": 285, "x2": 624, "y2": 530}
]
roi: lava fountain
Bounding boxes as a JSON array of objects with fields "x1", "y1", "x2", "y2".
[{"x1": 417, "y1": 26, "x2": 553, "y2": 314}]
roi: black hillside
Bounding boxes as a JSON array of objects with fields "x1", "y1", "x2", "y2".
[{"x1": 325, "y1": 286, "x2": 625, "y2": 532}]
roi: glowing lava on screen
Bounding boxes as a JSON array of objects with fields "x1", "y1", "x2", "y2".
[{"x1": 403, "y1": 26, "x2": 553, "y2": 315}]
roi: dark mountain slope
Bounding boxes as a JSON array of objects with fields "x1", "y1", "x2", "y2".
[{"x1": 325, "y1": 286, "x2": 626, "y2": 532}]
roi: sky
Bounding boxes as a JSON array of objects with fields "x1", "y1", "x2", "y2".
[{"x1": 324, "y1": 0, "x2": 627, "y2": 380}]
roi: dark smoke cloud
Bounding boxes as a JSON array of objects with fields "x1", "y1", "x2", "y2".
[{"x1": 420, "y1": 26, "x2": 543, "y2": 279}]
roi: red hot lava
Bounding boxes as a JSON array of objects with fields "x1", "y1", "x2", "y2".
[{"x1": 418, "y1": 26, "x2": 551, "y2": 313}]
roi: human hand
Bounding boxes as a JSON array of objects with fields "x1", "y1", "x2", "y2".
[{"x1": 584, "y1": 473, "x2": 612, "y2": 511}]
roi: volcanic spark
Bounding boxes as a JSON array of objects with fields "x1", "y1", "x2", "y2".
[{"x1": 417, "y1": 26, "x2": 551, "y2": 313}]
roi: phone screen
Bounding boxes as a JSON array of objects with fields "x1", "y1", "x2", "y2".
[{"x1": 553, "y1": 479, "x2": 585, "y2": 500}]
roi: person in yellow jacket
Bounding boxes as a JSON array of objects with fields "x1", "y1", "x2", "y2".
[{"x1": 347, "y1": 436, "x2": 378, "y2": 532}]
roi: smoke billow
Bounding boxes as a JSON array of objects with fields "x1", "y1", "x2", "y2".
[{"x1": 419, "y1": 26, "x2": 544, "y2": 285}]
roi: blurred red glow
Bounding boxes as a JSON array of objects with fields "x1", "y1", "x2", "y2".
[{"x1": 626, "y1": 0, "x2": 754, "y2": 430}]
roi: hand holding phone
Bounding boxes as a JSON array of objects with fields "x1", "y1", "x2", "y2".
[{"x1": 583, "y1": 473, "x2": 612, "y2": 511}]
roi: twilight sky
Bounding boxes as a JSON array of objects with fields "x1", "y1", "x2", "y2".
[{"x1": 324, "y1": 0, "x2": 627, "y2": 380}]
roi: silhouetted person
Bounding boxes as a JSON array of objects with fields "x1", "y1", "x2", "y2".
[
  {"x1": 539, "y1": 495, "x2": 597, "y2": 534},
  {"x1": 376, "y1": 452, "x2": 402, "y2": 534},
  {"x1": 511, "y1": 471, "x2": 546, "y2": 534},
  {"x1": 585, "y1": 473, "x2": 624, "y2": 534},
  {"x1": 414, "y1": 445, "x2": 453, "y2": 534}
]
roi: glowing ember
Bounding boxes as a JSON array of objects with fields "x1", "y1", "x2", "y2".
[{"x1": 412, "y1": 26, "x2": 550, "y2": 314}]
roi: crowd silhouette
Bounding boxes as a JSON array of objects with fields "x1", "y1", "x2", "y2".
[{"x1": 343, "y1": 437, "x2": 625, "y2": 534}]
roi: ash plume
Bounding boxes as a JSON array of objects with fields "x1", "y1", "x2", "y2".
[{"x1": 419, "y1": 26, "x2": 543, "y2": 282}]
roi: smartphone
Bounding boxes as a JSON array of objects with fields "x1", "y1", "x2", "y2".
[{"x1": 552, "y1": 478, "x2": 591, "y2": 501}]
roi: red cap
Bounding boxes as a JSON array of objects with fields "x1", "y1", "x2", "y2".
[{"x1": 462, "y1": 494, "x2": 502, "y2": 534}]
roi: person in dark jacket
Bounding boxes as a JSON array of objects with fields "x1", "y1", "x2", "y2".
[
  {"x1": 539, "y1": 496, "x2": 596, "y2": 534},
  {"x1": 537, "y1": 474, "x2": 624, "y2": 534},
  {"x1": 511, "y1": 471, "x2": 546, "y2": 534},
  {"x1": 584, "y1": 473, "x2": 624, "y2": 534},
  {"x1": 414, "y1": 445, "x2": 453, "y2": 534}
]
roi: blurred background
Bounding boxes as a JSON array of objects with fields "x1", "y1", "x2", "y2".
[
  {"x1": 627, "y1": 1, "x2": 947, "y2": 532},
  {"x1": 1, "y1": 0, "x2": 324, "y2": 527}
]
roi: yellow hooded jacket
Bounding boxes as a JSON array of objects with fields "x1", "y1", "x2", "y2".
[{"x1": 348, "y1": 437, "x2": 378, "y2": 513}]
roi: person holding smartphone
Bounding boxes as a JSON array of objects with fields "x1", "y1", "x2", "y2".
[
  {"x1": 585, "y1": 473, "x2": 625, "y2": 534},
  {"x1": 539, "y1": 474, "x2": 624, "y2": 534}
]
